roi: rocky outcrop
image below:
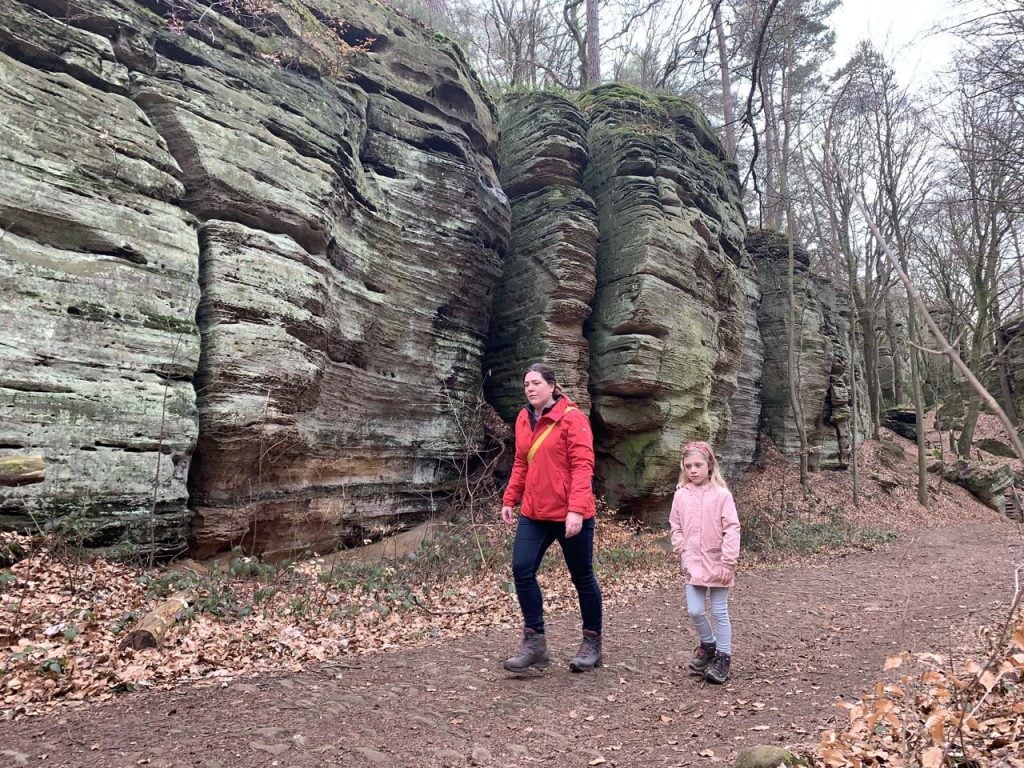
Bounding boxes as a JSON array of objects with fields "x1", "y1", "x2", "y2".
[
  {"x1": 995, "y1": 314, "x2": 1024, "y2": 421},
  {"x1": 0, "y1": 0, "x2": 200, "y2": 555},
  {"x1": 484, "y1": 92, "x2": 597, "y2": 416},
  {"x1": 882, "y1": 407, "x2": 918, "y2": 441},
  {"x1": 750, "y1": 231, "x2": 868, "y2": 470},
  {"x1": 720, "y1": 269, "x2": 764, "y2": 479},
  {"x1": 0, "y1": 0, "x2": 508, "y2": 557},
  {"x1": 931, "y1": 458, "x2": 1013, "y2": 515},
  {"x1": 579, "y1": 86, "x2": 754, "y2": 520}
]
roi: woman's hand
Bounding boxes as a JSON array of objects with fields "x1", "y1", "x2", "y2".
[
  {"x1": 564, "y1": 511, "x2": 583, "y2": 538},
  {"x1": 500, "y1": 505, "x2": 517, "y2": 527}
]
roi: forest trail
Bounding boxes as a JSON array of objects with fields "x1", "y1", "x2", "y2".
[{"x1": 1, "y1": 522, "x2": 1020, "y2": 768}]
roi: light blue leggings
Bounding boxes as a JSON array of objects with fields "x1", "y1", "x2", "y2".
[{"x1": 685, "y1": 585, "x2": 732, "y2": 655}]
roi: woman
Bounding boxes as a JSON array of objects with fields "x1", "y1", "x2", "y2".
[{"x1": 500, "y1": 363, "x2": 603, "y2": 673}]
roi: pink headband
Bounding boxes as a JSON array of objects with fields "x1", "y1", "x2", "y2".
[{"x1": 683, "y1": 441, "x2": 713, "y2": 459}]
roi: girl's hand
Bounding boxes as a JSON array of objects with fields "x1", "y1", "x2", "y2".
[
  {"x1": 720, "y1": 564, "x2": 735, "y2": 583},
  {"x1": 564, "y1": 511, "x2": 583, "y2": 538},
  {"x1": 500, "y1": 506, "x2": 517, "y2": 526}
]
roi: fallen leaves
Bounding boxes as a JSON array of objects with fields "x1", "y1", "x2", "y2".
[
  {"x1": 820, "y1": 610, "x2": 1024, "y2": 767},
  {"x1": 0, "y1": 521, "x2": 678, "y2": 719}
]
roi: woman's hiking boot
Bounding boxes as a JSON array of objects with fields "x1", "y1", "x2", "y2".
[
  {"x1": 569, "y1": 629, "x2": 603, "y2": 672},
  {"x1": 502, "y1": 628, "x2": 550, "y2": 672},
  {"x1": 688, "y1": 641, "x2": 716, "y2": 673},
  {"x1": 704, "y1": 651, "x2": 731, "y2": 684}
]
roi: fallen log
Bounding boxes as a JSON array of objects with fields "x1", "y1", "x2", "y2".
[
  {"x1": 122, "y1": 589, "x2": 194, "y2": 650},
  {"x1": 0, "y1": 456, "x2": 45, "y2": 486}
]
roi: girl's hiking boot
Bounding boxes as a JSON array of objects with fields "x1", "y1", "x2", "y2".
[
  {"x1": 569, "y1": 629, "x2": 603, "y2": 672},
  {"x1": 704, "y1": 651, "x2": 731, "y2": 684},
  {"x1": 688, "y1": 641, "x2": 716, "y2": 673},
  {"x1": 503, "y1": 628, "x2": 550, "y2": 672}
]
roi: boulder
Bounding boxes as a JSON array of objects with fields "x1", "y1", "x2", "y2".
[
  {"x1": 932, "y1": 458, "x2": 1013, "y2": 515},
  {"x1": 735, "y1": 745, "x2": 806, "y2": 768},
  {"x1": 976, "y1": 437, "x2": 1019, "y2": 459},
  {"x1": 882, "y1": 406, "x2": 918, "y2": 441}
]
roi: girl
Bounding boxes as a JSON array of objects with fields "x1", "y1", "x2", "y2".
[{"x1": 669, "y1": 440, "x2": 741, "y2": 684}]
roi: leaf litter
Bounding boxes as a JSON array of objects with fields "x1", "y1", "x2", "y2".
[{"x1": 1, "y1": 426, "x2": 1020, "y2": 767}]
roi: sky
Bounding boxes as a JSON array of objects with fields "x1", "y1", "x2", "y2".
[{"x1": 828, "y1": 0, "x2": 965, "y2": 86}]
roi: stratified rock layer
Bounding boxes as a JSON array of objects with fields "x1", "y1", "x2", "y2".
[
  {"x1": 580, "y1": 86, "x2": 755, "y2": 521},
  {"x1": 484, "y1": 92, "x2": 598, "y2": 416},
  {"x1": 0, "y1": 0, "x2": 508, "y2": 557},
  {"x1": 0, "y1": 1, "x2": 199, "y2": 555},
  {"x1": 750, "y1": 230, "x2": 869, "y2": 470}
]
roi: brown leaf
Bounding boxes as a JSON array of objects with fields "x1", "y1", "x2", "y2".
[
  {"x1": 921, "y1": 747, "x2": 944, "y2": 768},
  {"x1": 883, "y1": 654, "x2": 904, "y2": 670}
]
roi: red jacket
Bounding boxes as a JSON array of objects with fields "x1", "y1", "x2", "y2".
[{"x1": 502, "y1": 396, "x2": 596, "y2": 521}]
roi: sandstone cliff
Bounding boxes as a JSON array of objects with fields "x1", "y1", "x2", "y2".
[
  {"x1": 0, "y1": 0, "x2": 866, "y2": 556},
  {"x1": 749, "y1": 231, "x2": 869, "y2": 470},
  {"x1": 484, "y1": 92, "x2": 598, "y2": 416},
  {"x1": 581, "y1": 86, "x2": 757, "y2": 519},
  {"x1": 0, "y1": 0, "x2": 508, "y2": 557}
]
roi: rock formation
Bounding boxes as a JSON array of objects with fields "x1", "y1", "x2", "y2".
[
  {"x1": 750, "y1": 231, "x2": 868, "y2": 470},
  {"x1": 0, "y1": 0, "x2": 508, "y2": 557},
  {"x1": 0, "y1": 0, "x2": 871, "y2": 556},
  {"x1": 0, "y1": 0, "x2": 200, "y2": 556},
  {"x1": 580, "y1": 86, "x2": 756, "y2": 520},
  {"x1": 484, "y1": 92, "x2": 598, "y2": 416}
]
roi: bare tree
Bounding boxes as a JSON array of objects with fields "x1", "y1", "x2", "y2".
[{"x1": 933, "y1": 59, "x2": 1022, "y2": 453}]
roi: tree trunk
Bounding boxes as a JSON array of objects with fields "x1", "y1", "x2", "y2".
[
  {"x1": 780, "y1": 21, "x2": 807, "y2": 485},
  {"x1": 713, "y1": 1, "x2": 737, "y2": 160},
  {"x1": 585, "y1": 0, "x2": 600, "y2": 85},
  {"x1": 994, "y1": 313, "x2": 1021, "y2": 425},
  {"x1": 859, "y1": 311, "x2": 882, "y2": 438},
  {"x1": 0, "y1": 456, "x2": 45, "y2": 486},
  {"x1": 906, "y1": 309, "x2": 929, "y2": 505},
  {"x1": 849, "y1": 310, "x2": 860, "y2": 506},
  {"x1": 883, "y1": 294, "x2": 904, "y2": 405},
  {"x1": 122, "y1": 589, "x2": 194, "y2": 650}
]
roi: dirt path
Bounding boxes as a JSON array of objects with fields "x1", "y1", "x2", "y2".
[{"x1": 2, "y1": 522, "x2": 1021, "y2": 768}]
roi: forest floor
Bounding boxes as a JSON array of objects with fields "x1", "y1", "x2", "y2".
[{"x1": 1, "y1": 424, "x2": 1023, "y2": 768}]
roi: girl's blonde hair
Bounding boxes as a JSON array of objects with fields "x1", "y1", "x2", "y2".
[{"x1": 678, "y1": 440, "x2": 729, "y2": 489}]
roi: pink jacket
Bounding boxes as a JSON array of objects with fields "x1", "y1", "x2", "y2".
[{"x1": 669, "y1": 483, "x2": 741, "y2": 588}]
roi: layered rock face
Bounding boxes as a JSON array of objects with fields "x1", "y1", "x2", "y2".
[
  {"x1": 580, "y1": 86, "x2": 757, "y2": 520},
  {"x1": 750, "y1": 231, "x2": 869, "y2": 470},
  {"x1": 484, "y1": 93, "x2": 598, "y2": 416},
  {"x1": 0, "y1": 0, "x2": 200, "y2": 555},
  {"x1": 0, "y1": 0, "x2": 507, "y2": 557},
  {"x1": 994, "y1": 314, "x2": 1023, "y2": 421}
]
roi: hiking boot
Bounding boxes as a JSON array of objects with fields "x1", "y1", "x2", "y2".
[
  {"x1": 688, "y1": 641, "x2": 716, "y2": 673},
  {"x1": 503, "y1": 628, "x2": 550, "y2": 672},
  {"x1": 569, "y1": 629, "x2": 603, "y2": 672},
  {"x1": 704, "y1": 651, "x2": 731, "y2": 684}
]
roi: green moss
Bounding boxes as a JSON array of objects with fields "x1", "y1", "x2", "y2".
[{"x1": 141, "y1": 312, "x2": 195, "y2": 335}]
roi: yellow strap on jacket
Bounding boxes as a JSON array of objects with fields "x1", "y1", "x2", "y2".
[{"x1": 526, "y1": 406, "x2": 577, "y2": 464}]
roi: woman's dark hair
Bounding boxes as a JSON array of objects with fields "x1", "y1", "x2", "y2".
[{"x1": 525, "y1": 362, "x2": 562, "y2": 395}]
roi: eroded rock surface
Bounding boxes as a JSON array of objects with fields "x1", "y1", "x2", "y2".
[
  {"x1": 0, "y1": 0, "x2": 508, "y2": 557},
  {"x1": 0, "y1": 2, "x2": 198, "y2": 555},
  {"x1": 750, "y1": 231, "x2": 869, "y2": 470},
  {"x1": 484, "y1": 92, "x2": 597, "y2": 417},
  {"x1": 580, "y1": 86, "x2": 754, "y2": 520}
]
